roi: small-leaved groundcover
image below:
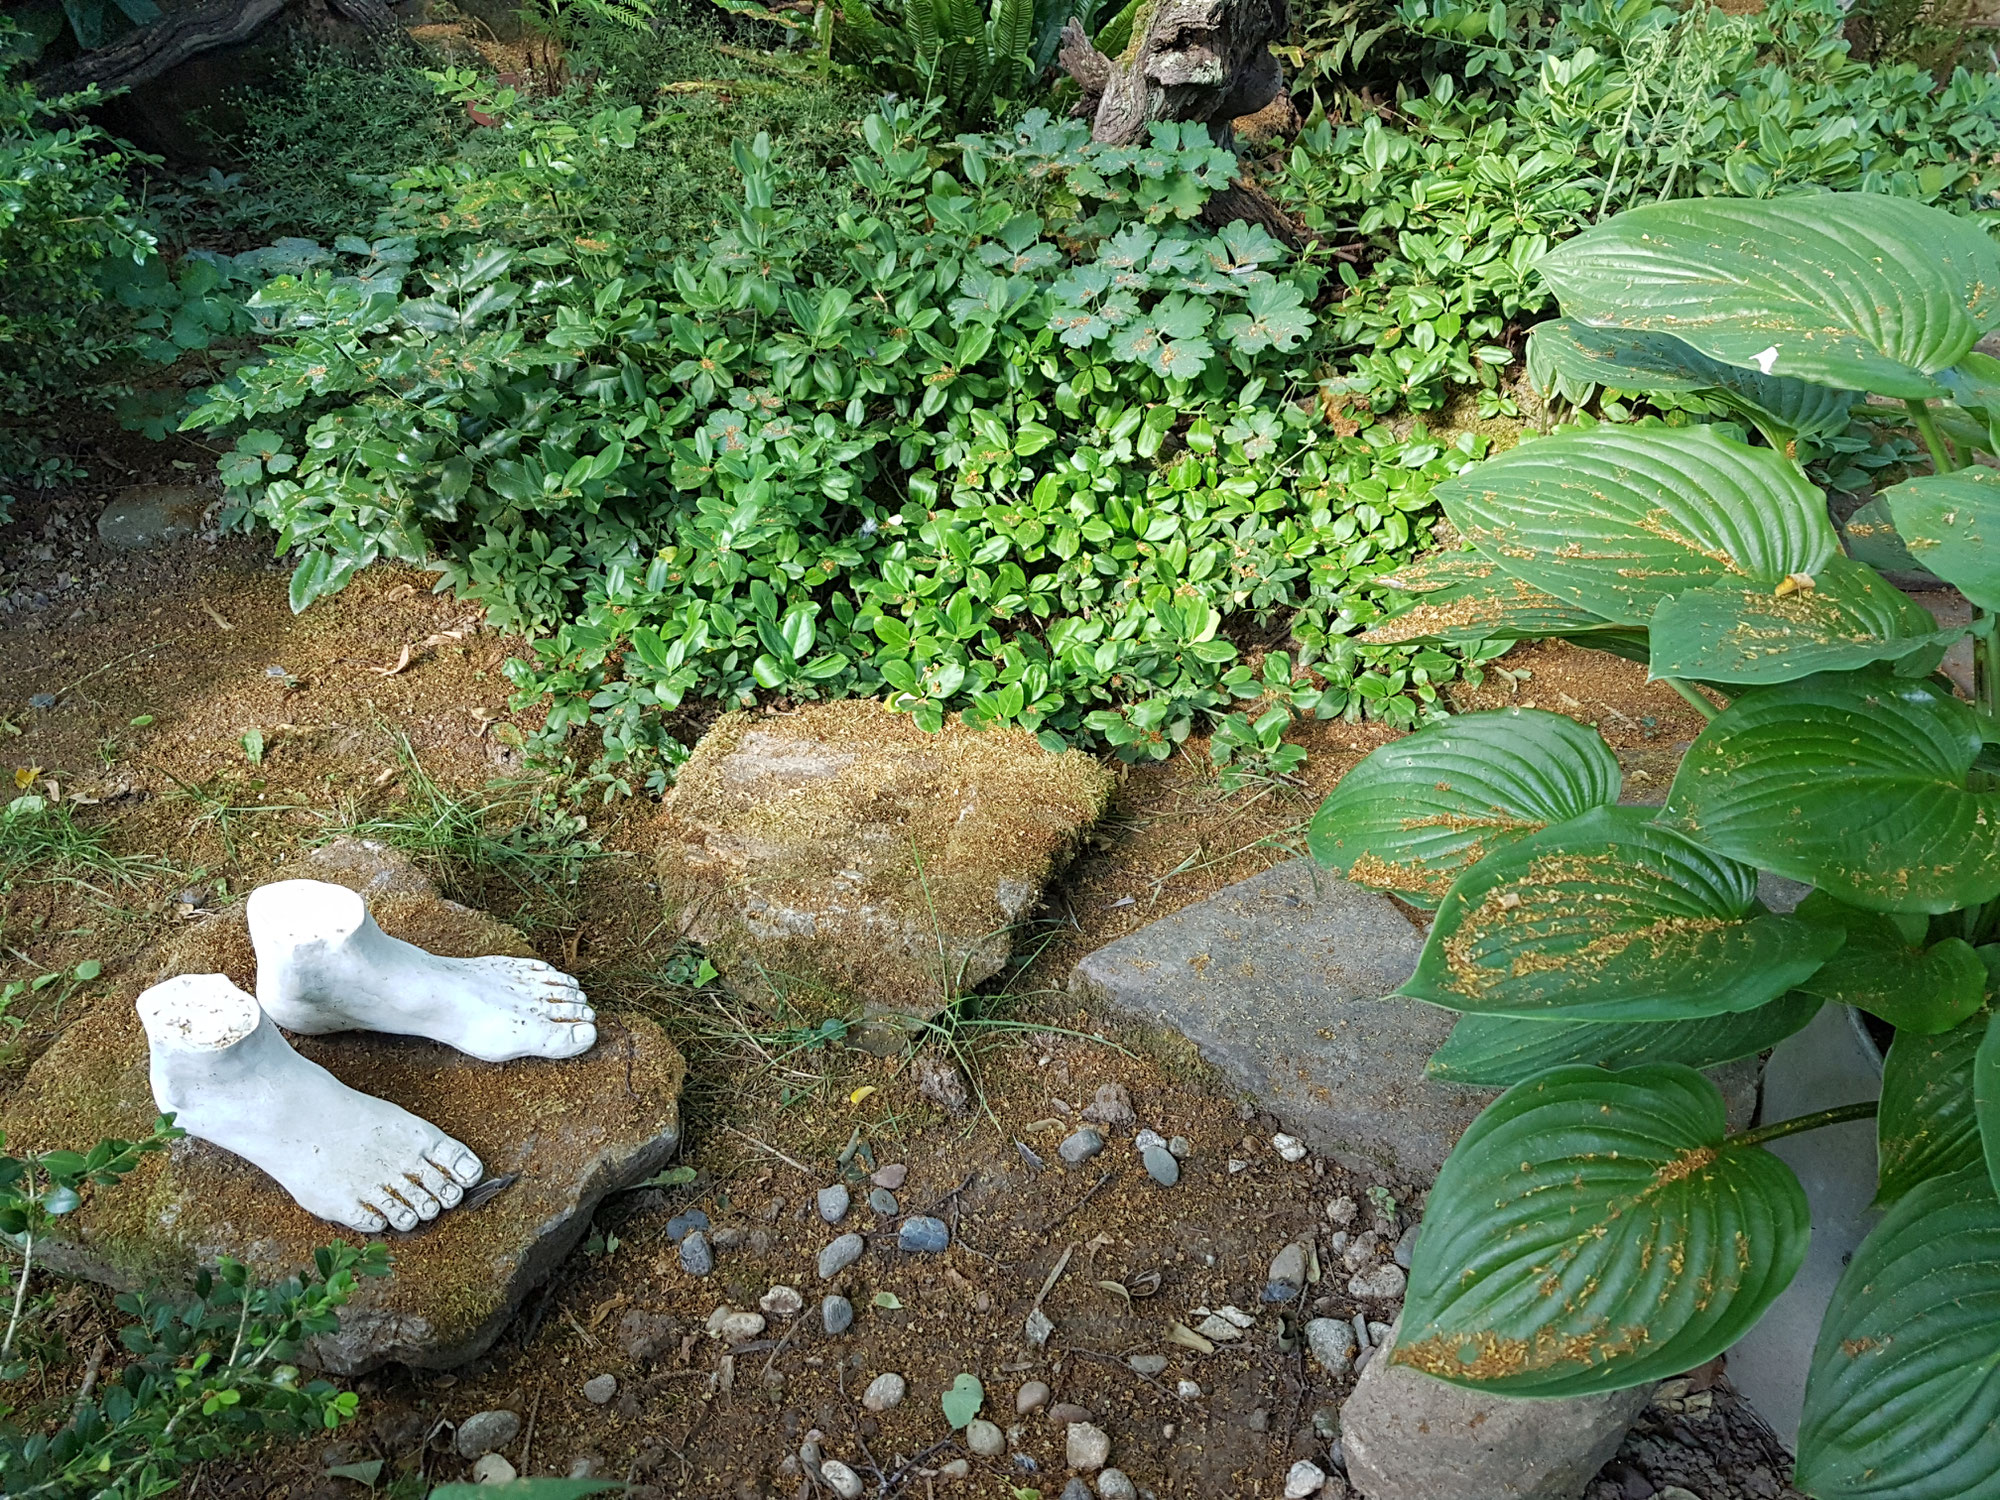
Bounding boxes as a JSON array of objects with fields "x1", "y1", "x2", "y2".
[{"x1": 1312, "y1": 191, "x2": 2000, "y2": 1496}]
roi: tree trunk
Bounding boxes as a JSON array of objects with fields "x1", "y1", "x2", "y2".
[
  {"x1": 1056, "y1": 0, "x2": 1302, "y2": 243},
  {"x1": 37, "y1": 0, "x2": 392, "y2": 96}
]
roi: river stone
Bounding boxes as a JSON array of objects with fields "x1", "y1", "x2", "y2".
[
  {"x1": 3, "y1": 841, "x2": 686, "y2": 1374},
  {"x1": 456, "y1": 1409, "x2": 521, "y2": 1458},
  {"x1": 96, "y1": 484, "x2": 211, "y2": 549},
  {"x1": 818, "y1": 1232, "x2": 866, "y2": 1279},
  {"x1": 654, "y1": 702, "x2": 1113, "y2": 1025},
  {"x1": 1340, "y1": 1318, "x2": 1650, "y2": 1500}
]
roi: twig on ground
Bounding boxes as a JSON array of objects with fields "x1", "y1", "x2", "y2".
[{"x1": 723, "y1": 1124, "x2": 814, "y2": 1177}]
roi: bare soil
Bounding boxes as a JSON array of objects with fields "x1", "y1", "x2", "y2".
[{"x1": 0, "y1": 427, "x2": 1796, "y2": 1500}]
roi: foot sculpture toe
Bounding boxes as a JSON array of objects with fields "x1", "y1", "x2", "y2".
[
  {"x1": 442, "y1": 1145, "x2": 483, "y2": 1186},
  {"x1": 417, "y1": 1161, "x2": 461, "y2": 1207}
]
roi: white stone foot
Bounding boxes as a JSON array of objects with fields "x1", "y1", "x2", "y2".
[
  {"x1": 245, "y1": 879, "x2": 595, "y2": 1062},
  {"x1": 138, "y1": 974, "x2": 485, "y2": 1233}
]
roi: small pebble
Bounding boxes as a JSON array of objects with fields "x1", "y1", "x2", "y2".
[
  {"x1": 1082, "y1": 1082, "x2": 1136, "y2": 1127},
  {"x1": 679, "y1": 1230, "x2": 714, "y2": 1276},
  {"x1": 455, "y1": 1410, "x2": 521, "y2": 1459},
  {"x1": 1127, "y1": 1353, "x2": 1167, "y2": 1376},
  {"x1": 1248, "y1": 1407, "x2": 1270, "y2": 1432},
  {"x1": 1134, "y1": 1128, "x2": 1167, "y2": 1153},
  {"x1": 1265, "y1": 1241, "x2": 1308, "y2": 1301},
  {"x1": 861, "y1": 1372, "x2": 907, "y2": 1412},
  {"x1": 868, "y1": 1187, "x2": 900, "y2": 1216},
  {"x1": 1168, "y1": 1136, "x2": 1192, "y2": 1158},
  {"x1": 873, "y1": 1163, "x2": 909, "y2": 1190},
  {"x1": 1654, "y1": 1490, "x2": 1703, "y2": 1500},
  {"x1": 1273, "y1": 1133, "x2": 1307, "y2": 1162},
  {"x1": 1066, "y1": 1421, "x2": 1112, "y2": 1471},
  {"x1": 822, "y1": 1294, "x2": 854, "y2": 1335},
  {"x1": 819, "y1": 1459, "x2": 864, "y2": 1500},
  {"x1": 899, "y1": 1215, "x2": 949, "y2": 1253},
  {"x1": 1176, "y1": 1379, "x2": 1202, "y2": 1401},
  {"x1": 940, "y1": 1457, "x2": 970, "y2": 1479},
  {"x1": 711, "y1": 1226, "x2": 745, "y2": 1250},
  {"x1": 1097, "y1": 1471, "x2": 1138, "y2": 1500},
  {"x1": 1350, "y1": 1263, "x2": 1408, "y2": 1300},
  {"x1": 713, "y1": 1309, "x2": 766, "y2": 1342},
  {"x1": 568, "y1": 1455, "x2": 600, "y2": 1478},
  {"x1": 1061, "y1": 1482, "x2": 1094, "y2": 1500},
  {"x1": 1142, "y1": 1145, "x2": 1180, "y2": 1186},
  {"x1": 1049, "y1": 1402, "x2": 1091, "y2": 1425},
  {"x1": 1227, "y1": 1158, "x2": 1248, "y2": 1174},
  {"x1": 818, "y1": 1232, "x2": 866, "y2": 1279},
  {"x1": 1327, "y1": 1195, "x2": 1356, "y2": 1225},
  {"x1": 1016, "y1": 1380, "x2": 1051, "y2": 1414},
  {"x1": 760, "y1": 1284, "x2": 803, "y2": 1318},
  {"x1": 1058, "y1": 1128, "x2": 1106, "y2": 1165},
  {"x1": 1308, "y1": 1317, "x2": 1359, "y2": 1376},
  {"x1": 1286, "y1": 1460, "x2": 1328, "y2": 1499},
  {"x1": 581, "y1": 1374, "x2": 616, "y2": 1405},
  {"x1": 965, "y1": 1418, "x2": 1006, "y2": 1457},
  {"x1": 817, "y1": 1184, "x2": 851, "y2": 1224},
  {"x1": 1311, "y1": 1406, "x2": 1339, "y2": 1440},
  {"x1": 472, "y1": 1454, "x2": 516, "y2": 1485},
  {"x1": 1394, "y1": 1223, "x2": 1422, "y2": 1269},
  {"x1": 664, "y1": 1208, "x2": 709, "y2": 1244}
]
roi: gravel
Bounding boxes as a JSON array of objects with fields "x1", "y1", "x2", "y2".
[
  {"x1": 664, "y1": 1208, "x2": 709, "y2": 1244},
  {"x1": 1286, "y1": 1460, "x2": 1328, "y2": 1498},
  {"x1": 1349, "y1": 1263, "x2": 1408, "y2": 1300},
  {"x1": 899, "y1": 1215, "x2": 950, "y2": 1252},
  {"x1": 1058, "y1": 1128, "x2": 1106, "y2": 1165},
  {"x1": 821, "y1": 1295, "x2": 854, "y2": 1335},
  {"x1": 455, "y1": 1410, "x2": 521, "y2": 1459},
  {"x1": 819, "y1": 1459, "x2": 864, "y2": 1499},
  {"x1": 581, "y1": 1374, "x2": 616, "y2": 1405},
  {"x1": 818, "y1": 1232, "x2": 865, "y2": 1279},
  {"x1": 1142, "y1": 1145, "x2": 1180, "y2": 1186},
  {"x1": 1307, "y1": 1317, "x2": 1359, "y2": 1377},
  {"x1": 861, "y1": 1372, "x2": 907, "y2": 1412},
  {"x1": 872, "y1": 1163, "x2": 908, "y2": 1190},
  {"x1": 816, "y1": 1184, "x2": 851, "y2": 1224},
  {"x1": 1066, "y1": 1422, "x2": 1112, "y2": 1471},
  {"x1": 965, "y1": 1418, "x2": 1006, "y2": 1457},
  {"x1": 678, "y1": 1230, "x2": 714, "y2": 1276},
  {"x1": 760, "y1": 1284, "x2": 803, "y2": 1317},
  {"x1": 1128, "y1": 1353, "x2": 1168, "y2": 1376},
  {"x1": 1273, "y1": 1133, "x2": 1308, "y2": 1162},
  {"x1": 1265, "y1": 1241, "x2": 1308, "y2": 1301},
  {"x1": 868, "y1": 1187, "x2": 899, "y2": 1216},
  {"x1": 1097, "y1": 1471, "x2": 1139, "y2": 1500},
  {"x1": 1016, "y1": 1380, "x2": 1051, "y2": 1413}
]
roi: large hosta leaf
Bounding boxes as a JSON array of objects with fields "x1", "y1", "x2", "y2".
[
  {"x1": 1648, "y1": 553, "x2": 1950, "y2": 685},
  {"x1": 1398, "y1": 1064, "x2": 1808, "y2": 1397},
  {"x1": 1841, "y1": 494, "x2": 1935, "y2": 580},
  {"x1": 1433, "y1": 425, "x2": 1837, "y2": 627},
  {"x1": 1877, "y1": 1016, "x2": 1985, "y2": 1207},
  {"x1": 1977, "y1": 1011, "x2": 2000, "y2": 1202},
  {"x1": 1309, "y1": 709, "x2": 1621, "y2": 906},
  {"x1": 1526, "y1": 317, "x2": 1858, "y2": 443},
  {"x1": 1403, "y1": 805, "x2": 1843, "y2": 1020},
  {"x1": 1798, "y1": 1164, "x2": 2000, "y2": 1500},
  {"x1": 1885, "y1": 466, "x2": 2000, "y2": 613},
  {"x1": 1363, "y1": 564, "x2": 1625, "y2": 648},
  {"x1": 1540, "y1": 193, "x2": 2000, "y2": 400},
  {"x1": 1662, "y1": 673, "x2": 2000, "y2": 914},
  {"x1": 1794, "y1": 889, "x2": 1987, "y2": 1035},
  {"x1": 1426, "y1": 991, "x2": 1822, "y2": 1087}
]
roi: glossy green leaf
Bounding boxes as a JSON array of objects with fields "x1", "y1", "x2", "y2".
[
  {"x1": 1426, "y1": 990, "x2": 1822, "y2": 1087},
  {"x1": 1403, "y1": 805, "x2": 1843, "y2": 1020},
  {"x1": 1794, "y1": 889, "x2": 1986, "y2": 1035},
  {"x1": 1309, "y1": 709, "x2": 1621, "y2": 906},
  {"x1": 1398, "y1": 1064, "x2": 1808, "y2": 1397},
  {"x1": 1885, "y1": 466, "x2": 2000, "y2": 612},
  {"x1": 1525, "y1": 316, "x2": 1857, "y2": 442},
  {"x1": 1540, "y1": 193, "x2": 2000, "y2": 399},
  {"x1": 1433, "y1": 425, "x2": 1837, "y2": 627},
  {"x1": 1841, "y1": 495, "x2": 1934, "y2": 580},
  {"x1": 1877, "y1": 1015, "x2": 1984, "y2": 1207},
  {"x1": 1648, "y1": 554, "x2": 1948, "y2": 685},
  {"x1": 1798, "y1": 1164, "x2": 2000, "y2": 1499},
  {"x1": 1362, "y1": 566, "x2": 1625, "y2": 647},
  {"x1": 1978, "y1": 1011, "x2": 2000, "y2": 1204},
  {"x1": 1662, "y1": 673, "x2": 2000, "y2": 914}
]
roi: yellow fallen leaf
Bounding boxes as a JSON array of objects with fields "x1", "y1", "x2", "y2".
[
  {"x1": 14, "y1": 766, "x2": 39, "y2": 790},
  {"x1": 849, "y1": 1086, "x2": 877, "y2": 1106}
]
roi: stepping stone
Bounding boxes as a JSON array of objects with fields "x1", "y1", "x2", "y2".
[
  {"x1": 5, "y1": 840, "x2": 685, "y2": 1374},
  {"x1": 656, "y1": 703, "x2": 1112, "y2": 1030}
]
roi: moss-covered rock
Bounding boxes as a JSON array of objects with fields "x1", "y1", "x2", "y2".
[
  {"x1": 654, "y1": 702, "x2": 1113, "y2": 1027},
  {"x1": 5, "y1": 840, "x2": 684, "y2": 1374}
]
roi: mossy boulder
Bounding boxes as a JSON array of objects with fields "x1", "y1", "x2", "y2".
[
  {"x1": 4, "y1": 841, "x2": 684, "y2": 1374},
  {"x1": 654, "y1": 702, "x2": 1113, "y2": 1027}
]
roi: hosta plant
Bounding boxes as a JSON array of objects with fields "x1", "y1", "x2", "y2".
[{"x1": 1311, "y1": 190, "x2": 2000, "y2": 1498}]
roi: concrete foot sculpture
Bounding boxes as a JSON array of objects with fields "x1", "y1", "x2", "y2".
[
  {"x1": 138, "y1": 973, "x2": 485, "y2": 1233},
  {"x1": 247, "y1": 879, "x2": 595, "y2": 1062}
]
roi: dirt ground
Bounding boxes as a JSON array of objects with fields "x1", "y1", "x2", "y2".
[{"x1": 0, "y1": 424, "x2": 1795, "y2": 1500}]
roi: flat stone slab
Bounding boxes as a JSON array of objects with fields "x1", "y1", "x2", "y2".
[
  {"x1": 5, "y1": 841, "x2": 684, "y2": 1374},
  {"x1": 96, "y1": 484, "x2": 211, "y2": 549},
  {"x1": 657, "y1": 701, "x2": 1112, "y2": 1025},
  {"x1": 1342, "y1": 1318, "x2": 1651, "y2": 1499},
  {"x1": 1069, "y1": 859, "x2": 1486, "y2": 1180}
]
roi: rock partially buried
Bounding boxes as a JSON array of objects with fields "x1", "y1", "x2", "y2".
[
  {"x1": 1306, "y1": 1317, "x2": 1357, "y2": 1377},
  {"x1": 655, "y1": 702, "x2": 1112, "y2": 1024},
  {"x1": 821, "y1": 1295, "x2": 854, "y2": 1335},
  {"x1": 1059, "y1": 1128, "x2": 1106, "y2": 1165},
  {"x1": 678, "y1": 1231, "x2": 714, "y2": 1276},
  {"x1": 816, "y1": 1184, "x2": 851, "y2": 1224},
  {"x1": 1339, "y1": 1319, "x2": 1650, "y2": 1500},
  {"x1": 862, "y1": 1372, "x2": 907, "y2": 1412},
  {"x1": 456, "y1": 1409, "x2": 521, "y2": 1459},
  {"x1": 1067, "y1": 1422, "x2": 1112, "y2": 1471},
  {"x1": 96, "y1": 483, "x2": 210, "y2": 549},
  {"x1": 818, "y1": 1232, "x2": 866, "y2": 1279},
  {"x1": 898, "y1": 1215, "x2": 949, "y2": 1252},
  {"x1": 1141, "y1": 1145, "x2": 1179, "y2": 1186},
  {"x1": 5, "y1": 842, "x2": 685, "y2": 1374}
]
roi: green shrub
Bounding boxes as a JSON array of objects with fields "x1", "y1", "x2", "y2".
[
  {"x1": 1276, "y1": 0, "x2": 2000, "y2": 413},
  {"x1": 185, "y1": 89, "x2": 1496, "y2": 785},
  {"x1": 1310, "y1": 189, "x2": 2000, "y2": 1497}
]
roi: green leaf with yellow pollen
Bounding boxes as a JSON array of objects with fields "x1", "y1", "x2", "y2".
[
  {"x1": 1397, "y1": 1063, "x2": 1808, "y2": 1397},
  {"x1": 1402, "y1": 805, "x2": 1843, "y2": 1020},
  {"x1": 1308, "y1": 709, "x2": 1622, "y2": 908}
]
